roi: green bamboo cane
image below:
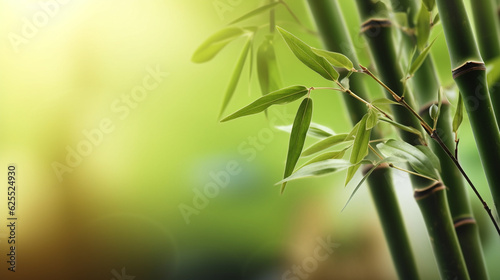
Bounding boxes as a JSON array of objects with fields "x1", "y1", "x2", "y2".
[
  {"x1": 306, "y1": 1, "x2": 420, "y2": 278},
  {"x1": 355, "y1": 1, "x2": 469, "y2": 278},
  {"x1": 390, "y1": 0, "x2": 489, "y2": 278},
  {"x1": 435, "y1": 0, "x2": 500, "y2": 217},
  {"x1": 421, "y1": 102, "x2": 489, "y2": 280},
  {"x1": 471, "y1": 0, "x2": 500, "y2": 125},
  {"x1": 415, "y1": 182, "x2": 471, "y2": 280}
]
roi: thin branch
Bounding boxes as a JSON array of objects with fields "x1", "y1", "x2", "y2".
[
  {"x1": 389, "y1": 163, "x2": 438, "y2": 182},
  {"x1": 432, "y1": 131, "x2": 500, "y2": 236}
]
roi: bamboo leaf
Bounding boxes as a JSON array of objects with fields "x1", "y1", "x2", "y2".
[
  {"x1": 432, "y1": 13, "x2": 440, "y2": 26},
  {"x1": 409, "y1": 36, "x2": 437, "y2": 76},
  {"x1": 377, "y1": 139, "x2": 439, "y2": 180},
  {"x1": 416, "y1": 3, "x2": 431, "y2": 50},
  {"x1": 298, "y1": 146, "x2": 351, "y2": 169},
  {"x1": 282, "y1": 98, "x2": 313, "y2": 193},
  {"x1": 366, "y1": 108, "x2": 379, "y2": 130},
  {"x1": 276, "y1": 122, "x2": 335, "y2": 139},
  {"x1": 453, "y1": 93, "x2": 464, "y2": 133},
  {"x1": 221, "y1": 85, "x2": 308, "y2": 122},
  {"x1": 311, "y1": 48, "x2": 354, "y2": 71},
  {"x1": 416, "y1": 145, "x2": 441, "y2": 172},
  {"x1": 192, "y1": 27, "x2": 246, "y2": 63},
  {"x1": 422, "y1": 0, "x2": 435, "y2": 11},
  {"x1": 301, "y1": 133, "x2": 352, "y2": 156},
  {"x1": 229, "y1": 1, "x2": 282, "y2": 24},
  {"x1": 219, "y1": 39, "x2": 252, "y2": 117},
  {"x1": 380, "y1": 117, "x2": 423, "y2": 138},
  {"x1": 371, "y1": 98, "x2": 400, "y2": 106},
  {"x1": 257, "y1": 36, "x2": 282, "y2": 96},
  {"x1": 277, "y1": 159, "x2": 352, "y2": 184},
  {"x1": 346, "y1": 114, "x2": 372, "y2": 185},
  {"x1": 486, "y1": 56, "x2": 500, "y2": 87},
  {"x1": 277, "y1": 26, "x2": 339, "y2": 81}
]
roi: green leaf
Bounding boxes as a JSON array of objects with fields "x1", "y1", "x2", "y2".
[
  {"x1": 416, "y1": 3, "x2": 431, "y2": 50},
  {"x1": 366, "y1": 108, "x2": 379, "y2": 130},
  {"x1": 486, "y1": 56, "x2": 500, "y2": 87},
  {"x1": 422, "y1": 0, "x2": 435, "y2": 11},
  {"x1": 453, "y1": 93, "x2": 464, "y2": 133},
  {"x1": 371, "y1": 98, "x2": 400, "y2": 106},
  {"x1": 277, "y1": 26, "x2": 339, "y2": 81},
  {"x1": 219, "y1": 38, "x2": 252, "y2": 117},
  {"x1": 298, "y1": 146, "x2": 351, "y2": 169},
  {"x1": 380, "y1": 117, "x2": 423, "y2": 138},
  {"x1": 301, "y1": 133, "x2": 352, "y2": 156},
  {"x1": 409, "y1": 36, "x2": 437, "y2": 76},
  {"x1": 346, "y1": 114, "x2": 373, "y2": 185},
  {"x1": 277, "y1": 159, "x2": 352, "y2": 184},
  {"x1": 192, "y1": 27, "x2": 247, "y2": 63},
  {"x1": 311, "y1": 48, "x2": 354, "y2": 71},
  {"x1": 221, "y1": 85, "x2": 308, "y2": 122},
  {"x1": 416, "y1": 145, "x2": 441, "y2": 172},
  {"x1": 257, "y1": 36, "x2": 282, "y2": 96},
  {"x1": 377, "y1": 139, "x2": 439, "y2": 180},
  {"x1": 282, "y1": 97, "x2": 313, "y2": 193},
  {"x1": 229, "y1": 1, "x2": 282, "y2": 24},
  {"x1": 432, "y1": 13, "x2": 440, "y2": 26},
  {"x1": 394, "y1": 12, "x2": 409, "y2": 28},
  {"x1": 276, "y1": 122, "x2": 335, "y2": 139}
]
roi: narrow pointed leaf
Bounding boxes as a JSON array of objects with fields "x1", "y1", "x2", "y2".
[
  {"x1": 366, "y1": 108, "x2": 379, "y2": 130},
  {"x1": 229, "y1": 1, "x2": 282, "y2": 24},
  {"x1": 416, "y1": 4, "x2": 431, "y2": 50},
  {"x1": 422, "y1": 0, "x2": 435, "y2": 11},
  {"x1": 432, "y1": 13, "x2": 440, "y2": 26},
  {"x1": 377, "y1": 139, "x2": 439, "y2": 180},
  {"x1": 282, "y1": 98, "x2": 313, "y2": 193},
  {"x1": 219, "y1": 39, "x2": 252, "y2": 117},
  {"x1": 380, "y1": 117, "x2": 423, "y2": 138},
  {"x1": 452, "y1": 93, "x2": 464, "y2": 133},
  {"x1": 192, "y1": 27, "x2": 246, "y2": 63},
  {"x1": 416, "y1": 145, "x2": 441, "y2": 172},
  {"x1": 301, "y1": 133, "x2": 351, "y2": 156},
  {"x1": 276, "y1": 122, "x2": 335, "y2": 139},
  {"x1": 257, "y1": 36, "x2": 282, "y2": 96},
  {"x1": 371, "y1": 98, "x2": 401, "y2": 106},
  {"x1": 277, "y1": 26, "x2": 339, "y2": 81},
  {"x1": 350, "y1": 114, "x2": 372, "y2": 164},
  {"x1": 311, "y1": 48, "x2": 354, "y2": 71},
  {"x1": 346, "y1": 114, "x2": 372, "y2": 185},
  {"x1": 277, "y1": 159, "x2": 351, "y2": 184},
  {"x1": 486, "y1": 56, "x2": 500, "y2": 88},
  {"x1": 409, "y1": 36, "x2": 438, "y2": 76},
  {"x1": 299, "y1": 147, "x2": 351, "y2": 169},
  {"x1": 221, "y1": 85, "x2": 308, "y2": 122}
]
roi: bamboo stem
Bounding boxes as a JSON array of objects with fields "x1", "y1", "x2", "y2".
[
  {"x1": 354, "y1": 1, "x2": 470, "y2": 278},
  {"x1": 306, "y1": 1, "x2": 420, "y2": 279},
  {"x1": 415, "y1": 183, "x2": 470, "y2": 280},
  {"x1": 436, "y1": 0, "x2": 500, "y2": 218},
  {"x1": 391, "y1": 0, "x2": 490, "y2": 276},
  {"x1": 471, "y1": 0, "x2": 500, "y2": 126}
]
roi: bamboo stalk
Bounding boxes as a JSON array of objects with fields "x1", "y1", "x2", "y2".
[
  {"x1": 415, "y1": 182, "x2": 470, "y2": 280},
  {"x1": 354, "y1": 1, "x2": 469, "y2": 278},
  {"x1": 471, "y1": 0, "x2": 500, "y2": 125},
  {"x1": 435, "y1": 0, "x2": 500, "y2": 217},
  {"x1": 421, "y1": 102, "x2": 489, "y2": 280},
  {"x1": 390, "y1": 0, "x2": 489, "y2": 277},
  {"x1": 306, "y1": 1, "x2": 420, "y2": 278}
]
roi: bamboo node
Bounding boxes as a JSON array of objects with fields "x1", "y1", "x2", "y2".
[{"x1": 452, "y1": 61, "x2": 486, "y2": 79}]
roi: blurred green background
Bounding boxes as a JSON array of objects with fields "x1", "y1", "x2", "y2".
[{"x1": 0, "y1": 0, "x2": 499, "y2": 279}]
